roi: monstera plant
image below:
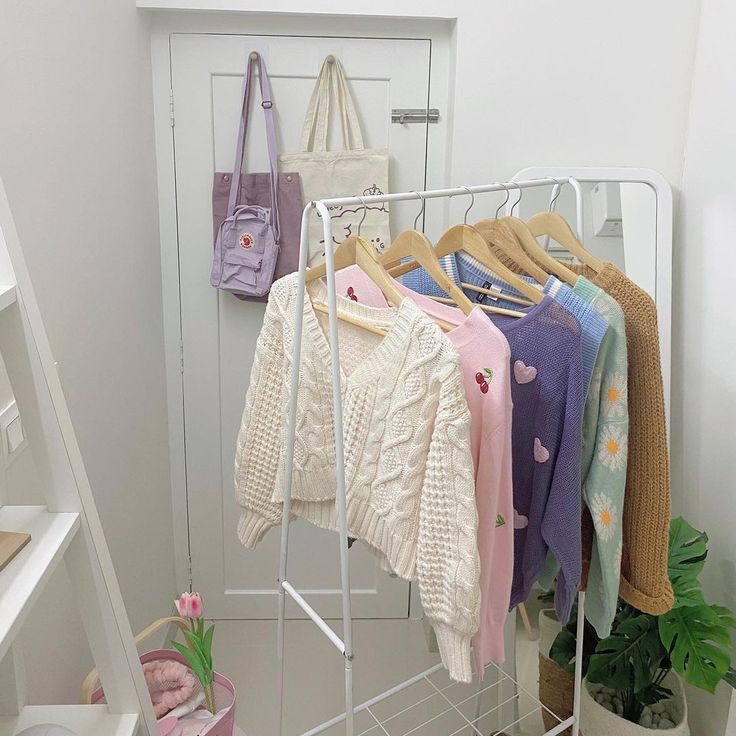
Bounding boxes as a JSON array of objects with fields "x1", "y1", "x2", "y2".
[{"x1": 550, "y1": 517, "x2": 736, "y2": 725}]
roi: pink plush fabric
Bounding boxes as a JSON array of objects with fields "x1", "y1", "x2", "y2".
[{"x1": 142, "y1": 659, "x2": 197, "y2": 718}]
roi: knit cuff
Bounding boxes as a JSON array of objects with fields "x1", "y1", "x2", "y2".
[
  {"x1": 237, "y1": 511, "x2": 275, "y2": 548},
  {"x1": 554, "y1": 577, "x2": 578, "y2": 626},
  {"x1": 619, "y1": 575, "x2": 675, "y2": 616},
  {"x1": 431, "y1": 621, "x2": 473, "y2": 684}
]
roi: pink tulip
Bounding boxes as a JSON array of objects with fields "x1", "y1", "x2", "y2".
[
  {"x1": 188, "y1": 592, "x2": 203, "y2": 619},
  {"x1": 175, "y1": 591, "x2": 190, "y2": 618}
]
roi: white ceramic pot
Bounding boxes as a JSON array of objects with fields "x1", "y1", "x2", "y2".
[
  {"x1": 538, "y1": 608, "x2": 563, "y2": 658},
  {"x1": 581, "y1": 672, "x2": 690, "y2": 735}
]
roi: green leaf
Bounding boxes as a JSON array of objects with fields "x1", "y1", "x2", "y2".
[
  {"x1": 550, "y1": 628, "x2": 577, "y2": 674},
  {"x1": 587, "y1": 615, "x2": 665, "y2": 693},
  {"x1": 202, "y1": 624, "x2": 215, "y2": 670},
  {"x1": 668, "y1": 517, "x2": 708, "y2": 607},
  {"x1": 712, "y1": 605, "x2": 736, "y2": 631},
  {"x1": 171, "y1": 641, "x2": 207, "y2": 685},
  {"x1": 659, "y1": 604, "x2": 733, "y2": 694},
  {"x1": 184, "y1": 629, "x2": 208, "y2": 664},
  {"x1": 636, "y1": 682, "x2": 673, "y2": 707}
]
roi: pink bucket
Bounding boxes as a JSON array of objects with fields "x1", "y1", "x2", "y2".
[{"x1": 91, "y1": 648, "x2": 236, "y2": 736}]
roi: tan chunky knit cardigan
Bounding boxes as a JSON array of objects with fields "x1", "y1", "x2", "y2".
[
  {"x1": 486, "y1": 243, "x2": 673, "y2": 615},
  {"x1": 576, "y1": 262, "x2": 673, "y2": 614}
]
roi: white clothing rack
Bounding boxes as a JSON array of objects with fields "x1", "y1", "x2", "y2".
[{"x1": 277, "y1": 177, "x2": 587, "y2": 736}]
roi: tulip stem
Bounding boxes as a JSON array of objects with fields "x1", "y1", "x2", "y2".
[{"x1": 205, "y1": 683, "x2": 216, "y2": 713}]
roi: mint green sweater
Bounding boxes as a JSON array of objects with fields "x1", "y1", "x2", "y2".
[{"x1": 572, "y1": 276, "x2": 629, "y2": 637}]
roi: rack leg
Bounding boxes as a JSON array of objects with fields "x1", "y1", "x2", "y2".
[
  {"x1": 314, "y1": 201, "x2": 355, "y2": 736},
  {"x1": 277, "y1": 205, "x2": 313, "y2": 736},
  {"x1": 571, "y1": 591, "x2": 586, "y2": 736}
]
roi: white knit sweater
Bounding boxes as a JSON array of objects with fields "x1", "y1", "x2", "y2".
[{"x1": 235, "y1": 274, "x2": 480, "y2": 682}]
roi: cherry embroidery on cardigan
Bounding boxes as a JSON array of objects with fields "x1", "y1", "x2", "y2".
[
  {"x1": 513, "y1": 359, "x2": 537, "y2": 384},
  {"x1": 346, "y1": 286, "x2": 358, "y2": 302},
  {"x1": 533, "y1": 437, "x2": 550, "y2": 463},
  {"x1": 474, "y1": 368, "x2": 494, "y2": 394}
]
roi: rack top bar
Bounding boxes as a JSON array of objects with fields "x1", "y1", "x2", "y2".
[{"x1": 311, "y1": 177, "x2": 572, "y2": 209}]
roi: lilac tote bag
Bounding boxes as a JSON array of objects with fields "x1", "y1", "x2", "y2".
[{"x1": 212, "y1": 52, "x2": 303, "y2": 300}]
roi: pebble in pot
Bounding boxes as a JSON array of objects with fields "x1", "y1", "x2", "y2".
[{"x1": 582, "y1": 675, "x2": 690, "y2": 735}]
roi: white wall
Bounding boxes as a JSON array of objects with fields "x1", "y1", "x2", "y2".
[
  {"x1": 154, "y1": 0, "x2": 701, "y2": 185},
  {"x1": 0, "y1": 0, "x2": 175, "y2": 702},
  {"x1": 673, "y1": 0, "x2": 736, "y2": 726}
]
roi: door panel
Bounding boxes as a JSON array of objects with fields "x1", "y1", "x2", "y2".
[{"x1": 170, "y1": 34, "x2": 432, "y2": 618}]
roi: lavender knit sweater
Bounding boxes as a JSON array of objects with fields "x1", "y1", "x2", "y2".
[{"x1": 484, "y1": 297, "x2": 584, "y2": 621}]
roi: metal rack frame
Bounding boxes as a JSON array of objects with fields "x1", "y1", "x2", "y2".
[{"x1": 276, "y1": 178, "x2": 587, "y2": 736}]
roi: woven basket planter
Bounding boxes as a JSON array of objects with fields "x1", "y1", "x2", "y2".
[{"x1": 539, "y1": 653, "x2": 575, "y2": 735}]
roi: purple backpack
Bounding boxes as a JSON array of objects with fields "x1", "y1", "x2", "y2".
[{"x1": 211, "y1": 52, "x2": 282, "y2": 298}]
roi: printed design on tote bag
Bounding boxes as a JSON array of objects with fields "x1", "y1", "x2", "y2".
[
  {"x1": 239, "y1": 233, "x2": 255, "y2": 250},
  {"x1": 316, "y1": 184, "x2": 389, "y2": 250}
]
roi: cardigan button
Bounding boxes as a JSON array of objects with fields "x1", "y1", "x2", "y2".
[
  {"x1": 223, "y1": 175, "x2": 230, "y2": 182},
  {"x1": 286, "y1": 175, "x2": 293, "y2": 183}
]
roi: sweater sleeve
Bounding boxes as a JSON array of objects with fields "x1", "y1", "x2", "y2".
[
  {"x1": 542, "y1": 352, "x2": 584, "y2": 624},
  {"x1": 472, "y1": 413, "x2": 514, "y2": 671},
  {"x1": 417, "y1": 364, "x2": 481, "y2": 683},
  {"x1": 235, "y1": 298, "x2": 286, "y2": 548}
]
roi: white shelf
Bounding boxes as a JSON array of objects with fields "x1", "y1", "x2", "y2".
[
  {"x1": 0, "y1": 705, "x2": 138, "y2": 736},
  {"x1": 137, "y1": 0, "x2": 259, "y2": 9},
  {"x1": 135, "y1": 0, "x2": 433, "y2": 13},
  {"x1": 0, "y1": 285, "x2": 16, "y2": 313},
  {"x1": 0, "y1": 506, "x2": 80, "y2": 661}
]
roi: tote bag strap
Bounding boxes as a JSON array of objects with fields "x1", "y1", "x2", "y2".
[
  {"x1": 226, "y1": 52, "x2": 281, "y2": 241},
  {"x1": 299, "y1": 57, "x2": 365, "y2": 152}
]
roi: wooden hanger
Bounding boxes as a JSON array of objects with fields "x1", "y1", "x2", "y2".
[
  {"x1": 388, "y1": 223, "x2": 532, "y2": 312},
  {"x1": 388, "y1": 189, "x2": 531, "y2": 314},
  {"x1": 527, "y1": 211, "x2": 603, "y2": 274},
  {"x1": 306, "y1": 234, "x2": 402, "y2": 336},
  {"x1": 380, "y1": 193, "x2": 475, "y2": 316},
  {"x1": 307, "y1": 230, "x2": 453, "y2": 333},
  {"x1": 428, "y1": 295, "x2": 528, "y2": 318},
  {"x1": 475, "y1": 218, "x2": 549, "y2": 284}
]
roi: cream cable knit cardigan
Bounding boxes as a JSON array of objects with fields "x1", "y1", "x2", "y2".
[{"x1": 235, "y1": 275, "x2": 481, "y2": 682}]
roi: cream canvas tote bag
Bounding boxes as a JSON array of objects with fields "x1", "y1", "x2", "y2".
[{"x1": 279, "y1": 57, "x2": 390, "y2": 266}]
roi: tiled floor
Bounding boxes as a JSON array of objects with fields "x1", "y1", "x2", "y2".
[{"x1": 211, "y1": 601, "x2": 549, "y2": 736}]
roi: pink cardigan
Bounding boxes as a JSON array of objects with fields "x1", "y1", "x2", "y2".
[{"x1": 334, "y1": 267, "x2": 514, "y2": 668}]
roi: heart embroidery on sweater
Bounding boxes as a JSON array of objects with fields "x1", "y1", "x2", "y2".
[
  {"x1": 513, "y1": 509, "x2": 529, "y2": 529},
  {"x1": 534, "y1": 437, "x2": 550, "y2": 463},
  {"x1": 514, "y1": 360, "x2": 538, "y2": 384}
]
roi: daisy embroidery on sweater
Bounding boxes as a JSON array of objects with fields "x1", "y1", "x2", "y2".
[
  {"x1": 591, "y1": 493, "x2": 618, "y2": 542},
  {"x1": 597, "y1": 425, "x2": 627, "y2": 471},
  {"x1": 602, "y1": 371, "x2": 627, "y2": 417}
]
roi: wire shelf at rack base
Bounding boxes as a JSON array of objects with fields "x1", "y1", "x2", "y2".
[
  {"x1": 301, "y1": 655, "x2": 578, "y2": 736},
  {"x1": 276, "y1": 178, "x2": 587, "y2": 736}
]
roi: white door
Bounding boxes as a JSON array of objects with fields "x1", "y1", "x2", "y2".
[{"x1": 170, "y1": 34, "x2": 435, "y2": 619}]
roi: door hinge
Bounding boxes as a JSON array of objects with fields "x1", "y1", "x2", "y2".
[
  {"x1": 169, "y1": 89, "x2": 175, "y2": 128},
  {"x1": 179, "y1": 342, "x2": 184, "y2": 374},
  {"x1": 391, "y1": 108, "x2": 440, "y2": 125}
]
